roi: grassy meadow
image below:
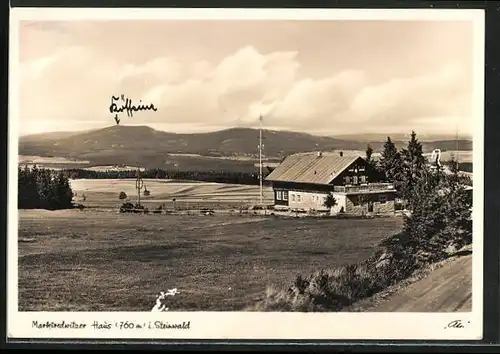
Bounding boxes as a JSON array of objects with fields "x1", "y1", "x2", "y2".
[
  {"x1": 18, "y1": 209, "x2": 404, "y2": 311},
  {"x1": 69, "y1": 178, "x2": 275, "y2": 210}
]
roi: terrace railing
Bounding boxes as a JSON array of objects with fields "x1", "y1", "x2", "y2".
[{"x1": 333, "y1": 183, "x2": 395, "y2": 193}]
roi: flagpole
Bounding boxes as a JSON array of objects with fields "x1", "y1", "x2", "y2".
[
  {"x1": 137, "y1": 167, "x2": 141, "y2": 207},
  {"x1": 259, "y1": 114, "x2": 263, "y2": 206}
]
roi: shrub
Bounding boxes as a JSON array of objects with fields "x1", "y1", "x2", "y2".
[
  {"x1": 119, "y1": 202, "x2": 135, "y2": 213},
  {"x1": 323, "y1": 194, "x2": 337, "y2": 209},
  {"x1": 119, "y1": 202, "x2": 149, "y2": 214},
  {"x1": 119, "y1": 191, "x2": 127, "y2": 200}
]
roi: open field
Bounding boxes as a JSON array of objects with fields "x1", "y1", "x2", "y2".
[
  {"x1": 17, "y1": 149, "x2": 473, "y2": 173},
  {"x1": 70, "y1": 179, "x2": 275, "y2": 210},
  {"x1": 18, "y1": 209, "x2": 404, "y2": 311},
  {"x1": 18, "y1": 155, "x2": 91, "y2": 165}
]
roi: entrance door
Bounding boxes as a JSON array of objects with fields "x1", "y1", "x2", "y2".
[{"x1": 367, "y1": 201, "x2": 374, "y2": 213}]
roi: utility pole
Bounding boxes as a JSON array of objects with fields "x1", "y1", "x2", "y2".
[
  {"x1": 136, "y1": 166, "x2": 144, "y2": 207},
  {"x1": 259, "y1": 114, "x2": 263, "y2": 206}
]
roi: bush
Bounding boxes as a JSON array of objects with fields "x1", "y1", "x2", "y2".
[
  {"x1": 119, "y1": 191, "x2": 127, "y2": 200},
  {"x1": 119, "y1": 202, "x2": 135, "y2": 213},
  {"x1": 119, "y1": 202, "x2": 149, "y2": 214},
  {"x1": 324, "y1": 194, "x2": 337, "y2": 209}
]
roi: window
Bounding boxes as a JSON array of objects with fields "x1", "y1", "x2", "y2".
[
  {"x1": 292, "y1": 194, "x2": 295, "y2": 202},
  {"x1": 379, "y1": 195, "x2": 387, "y2": 204},
  {"x1": 360, "y1": 175, "x2": 366, "y2": 184},
  {"x1": 297, "y1": 195, "x2": 301, "y2": 202},
  {"x1": 276, "y1": 191, "x2": 282, "y2": 201},
  {"x1": 353, "y1": 176, "x2": 358, "y2": 185},
  {"x1": 283, "y1": 191, "x2": 289, "y2": 201},
  {"x1": 344, "y1": 176, "x2": 351, "y2": 185},
  {"x1": 359, "y1": 166, "x2": 366, "y2": 172}
]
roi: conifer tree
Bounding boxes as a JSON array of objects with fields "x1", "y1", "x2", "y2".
[
  {"x1": 394, "y1": 131, "x2": 426, "y2": 207},
  {"x1": 379, "y1": 137, "x2": 401, "y2": 183},
  {"x1": 365, "y1": 144, "x2": 373, "y2": 163}
]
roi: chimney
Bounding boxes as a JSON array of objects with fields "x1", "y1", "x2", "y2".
[{"x1": 339, "y1": 151, "x2": 343, "y2": 157}]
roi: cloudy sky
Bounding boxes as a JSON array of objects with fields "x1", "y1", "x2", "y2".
[{"x1": 18, "y1": 19, "x2": 475, "y2": 136}]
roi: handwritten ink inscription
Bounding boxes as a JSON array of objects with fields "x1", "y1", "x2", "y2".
[
  {"x1": 445, "y1": 320, "x2": 470, "y2": 329},
  {"x1": 109, "y1": 94, "x2": 157, "y2": 125}
]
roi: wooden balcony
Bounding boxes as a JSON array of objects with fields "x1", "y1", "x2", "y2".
[{"x1": 333, "y1": 183, "x2": 395, "y2": 194}]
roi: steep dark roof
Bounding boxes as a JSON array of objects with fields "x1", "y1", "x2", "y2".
[{"x1": 265, "y1": 152, "x2": 362, "y2": 185}]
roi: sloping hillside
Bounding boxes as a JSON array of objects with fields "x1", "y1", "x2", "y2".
[
  {"x1": 19, "y1": 125, "x2": 472, "y2": 170},
  {"x1": 19, "y1": 125, "x2": 363, "y2": 158}
]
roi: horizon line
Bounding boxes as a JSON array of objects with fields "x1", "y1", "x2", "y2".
[{"x1": 19, "y1": 124, "x2": 474, "y2": 140}]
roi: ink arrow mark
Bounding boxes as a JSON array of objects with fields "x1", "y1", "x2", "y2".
[{"x1": 114, "y1": 114, "x2": 120, "y2": 125}]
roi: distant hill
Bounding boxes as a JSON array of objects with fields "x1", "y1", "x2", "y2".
[
  {"x1": 20, "y1": 130, "x2": 84, "y2": 142},
  {"x1": 18, "y1": 125, "x2": 473, "y2": 170},
  {"x1": 334, "y1": 132, "x2": 473, "y2": 142}
]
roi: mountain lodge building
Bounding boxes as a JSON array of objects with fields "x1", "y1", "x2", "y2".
[{"x1": 265, "y1": 151, "x2": 397, "y2": 215}]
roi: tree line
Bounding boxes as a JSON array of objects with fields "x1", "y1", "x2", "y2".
[
  {"x1": 18, "y1": 165, "x2": 74, "y2": 210},
  {"x1": 63, "y1": 168, "x2": 270, "y2": 186},
  {"x1": 370, "y1": 131, "x2": 472, "y2": 200}
]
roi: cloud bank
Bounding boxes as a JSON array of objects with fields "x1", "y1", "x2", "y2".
[{"x1": 18, "y1": 20, "x2": 474, "y2": 136}]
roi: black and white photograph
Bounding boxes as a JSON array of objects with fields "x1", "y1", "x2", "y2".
[{"x1": 8, "y1": 7, "x2": 484, "y2": 340}]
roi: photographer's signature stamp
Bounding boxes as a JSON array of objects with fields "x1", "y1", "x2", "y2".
[{"x1": 445, "y1": 320, "x2": 470, "y2": 329}]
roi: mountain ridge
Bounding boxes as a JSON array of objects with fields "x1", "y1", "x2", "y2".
[
  {"x1": 19, "y1": 125, "x2": 473, "y2": 170},
  {"x1": 20, "y1": 125, "x2": 472, "y2": 142}
]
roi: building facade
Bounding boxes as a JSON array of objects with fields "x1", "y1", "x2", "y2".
[{"x1": 266, "y1": 152, "x2": 396, "y2": 215}]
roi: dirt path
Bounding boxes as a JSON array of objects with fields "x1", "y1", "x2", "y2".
[{"x1": 367, "y1": 254, "x2": 472, "y2": 312}]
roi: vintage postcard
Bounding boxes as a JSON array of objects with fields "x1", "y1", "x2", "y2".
[{"x1": 8, "y1": 7, "x2": 484, "y2": 341}]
